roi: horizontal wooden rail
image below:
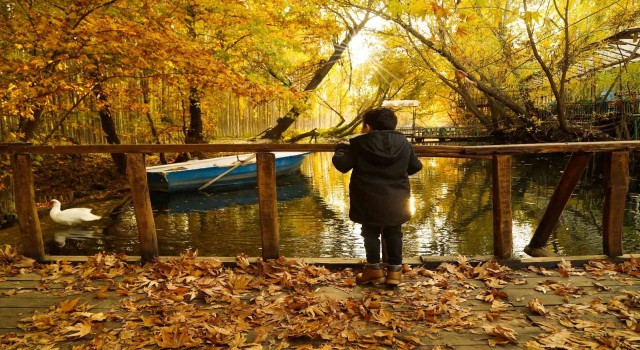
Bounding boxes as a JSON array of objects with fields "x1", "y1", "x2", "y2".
[
  {"x1": 462, "y1": 141, "x2": 640, "y2": 155},
  {"x1": 6, "y1": 141, "x2": 638, "y2": 262},
  {"x1": 3, "y1": 140, "x2": 640, "y2": 156},
  {"x1": 0, "y1": 143, "x2": 467, "y2": 158}
]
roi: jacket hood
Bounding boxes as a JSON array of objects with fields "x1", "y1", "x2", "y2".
[{"x1": 351, "y1": 130, "x2": 408, "y2": 165}]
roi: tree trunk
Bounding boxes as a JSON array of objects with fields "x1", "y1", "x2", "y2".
[
  {"x1": 287, "y1": 128, "x2": 319, "y2": 143},
  {"x1": 324, "y1": 91, "x2": 388, "y2": 139},
  {"x1": 455, "y1": 82, "x2": 492, "y2": 128},
  {"x1": 17, "y1": 108, "x2": 43, "y2": 142},
  {"x1": 141, "y1": 76, "x2": 167, "y2": 164},
  {"x1": 183, "y1": 5, "x2": 206, "y2": 148},
  {"x1": 262, "y1": 16, "x2": 370, "y2": 140},
  {"x1": 185, "y1": 88, "x2": 205, "y2": 144},
  {"x1": 93, "y1": 81, "x2": 127, "y2": 175}
]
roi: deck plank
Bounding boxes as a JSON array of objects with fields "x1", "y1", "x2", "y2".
[{"x1": 2, "y1": 258, "x2": 640, "y2": 349}]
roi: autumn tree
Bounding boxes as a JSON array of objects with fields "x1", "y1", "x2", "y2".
[
  {"x1": 341, "y1": 0, "x2": 640, "y2": 140},
  {"x1": 1, "y1": 0, "x2": 332, "y2": 157},
  {"x1": 522, "y1": 0, "x2": 640, "y2": 135},
  {"x1": 0, "y1": 0, "x2": 113, "y2": 142},
  {"x1": 260, "y1": 2, "x2": 373, "y2": 140},
  {"x1": 320, "y1": 30, "x2": 437, "y2": 138}
]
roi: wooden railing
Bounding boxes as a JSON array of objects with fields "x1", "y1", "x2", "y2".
[
  {"x1": 2, "y1": 141, "x2": 639, "y2": 262},
  {"x1": 397, "y1": 126, "x2": 492, "y2": 142}
]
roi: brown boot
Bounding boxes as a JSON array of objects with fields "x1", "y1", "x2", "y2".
[
  {"x1": 356, "y1": 263, "x2": 385, "y2": 285},
  {"x1": 385, "y1": 265, "x2": 402, "y2": 286}
]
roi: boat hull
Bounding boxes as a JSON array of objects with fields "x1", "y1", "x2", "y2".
[{"x1": 146, "y1": 152, "x2": 309, "y2": 193}]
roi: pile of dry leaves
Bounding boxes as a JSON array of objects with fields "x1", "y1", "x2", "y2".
[{"x1": 0, "y1": 246, "x2": 639, "y2": 349}]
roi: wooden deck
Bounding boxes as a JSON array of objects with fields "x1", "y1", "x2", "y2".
[
  {"x1": 3, "y1": 142, "x2": 640, "y2": 348},
  {"x1": 1, "y1": 253, "x2": 639, "y2": 349}
]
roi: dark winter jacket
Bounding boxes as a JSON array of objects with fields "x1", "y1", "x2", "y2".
[{"x1": 332, "y1": 130, "x2": 423, "y2": 225}]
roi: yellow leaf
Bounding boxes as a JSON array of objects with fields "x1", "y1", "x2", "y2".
[
  {"x1": 227, "y1": 271, "x2": 254, "y2": 293},
  {"x1": 525, "y1": 11, "x2": 541, "y2": 24},
  {"x1": 89, "y1": 312, "x2": 107, "y2": 321},
  {"x1": 95, "y1": 286, "x2": 108, "y2": 299},
  {"x1": 140, "y1": 315, "x2": 163, "y2": 327},
  {"x1": 58, "y1": 298, "x2": 81, "y2": 313},
  {"x1": 155, "y1": 325, "x2": 202, "y2": 348},
  {"x1": 64, "y1": 320, "x2": 92, "y2": 338}
]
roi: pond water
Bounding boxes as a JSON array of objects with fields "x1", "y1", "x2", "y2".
[{"x1": 9, "y1": 152, "x2": 640, "y2": 259}]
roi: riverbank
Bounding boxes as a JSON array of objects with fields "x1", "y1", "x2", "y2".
[{"x1": 7, "y1": 154, "x2": 128, "y2": 208}]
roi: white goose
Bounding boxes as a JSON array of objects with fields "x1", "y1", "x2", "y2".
[{"x1": 49, "y1": 199, "x2": 101, "y2": 226}]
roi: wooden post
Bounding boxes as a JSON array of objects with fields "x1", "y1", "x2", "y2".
[
  {"x1": 492, "y1": 155, "x2": 512, "y2": 259},
  {"x1": 603, "y1": 151, "x2": 629, "y2": 257},
  {"x1": 10, "y1": 154, "x2": 45, "y2": 261},
  {"x1": 257, "y1": 152, "x2": 280, "y2": 260},
  {"x1": 526, "y1": 152, "x2": 593, "y2": 256},
  {"x1": 126, "y1": 154, "x2": 158, "y2": 262}
]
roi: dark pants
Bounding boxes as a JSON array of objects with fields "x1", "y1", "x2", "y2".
[{"x1": 361, "y1": 224, "x2": 403, "y2": 265}]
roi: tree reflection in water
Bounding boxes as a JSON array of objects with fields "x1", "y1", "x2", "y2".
[{"x1": 27, "y1": 152, "x2": 640, "y2": 258}]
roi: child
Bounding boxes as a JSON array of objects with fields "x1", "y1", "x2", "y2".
[{"x1": 332, "y1": 107, "x2": 423, "y2": 285}]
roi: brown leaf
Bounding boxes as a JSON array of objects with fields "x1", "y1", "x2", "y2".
[
  {"x1": 94, "y1": 286, "x2": 108, "y2": 299},
  {"x1": 227, "y1": 271, "x2": 254, "y2": 293},
  {"x1": 528, "y1": 266, "x2": 554, "y2": 276},
  {"x1": 140, "y1": 315, "x2": 163, "y2": 327},
  {"x1": 490, "y1": 299, "x2": 510, "y2": 312},
  {"x1": 527, "y1": 298, "x2": 547, "y2": 315},
  {"x1": 483, "y1": 325, "x2": 518, "y2": 344},
  {"x1": 403, "y1": 335, "x2": 426, "y2": 345},
  {"x1": 14, "y1": 257, "x2": 36, "y2": 268},
  {"x1": 58, "y1": 298, "x2": 81, "y2": 313},
  {"x1": 592, "y1": 282, "x2": 611, "y2": 291},
  {"x1": 486, "y1": 312, "x2": 501, "y2": 321},
  {"x1": 488, "y1": 337, "x2": 510, "y2": 346},
  {"x1": 364, "y1": 296, "x2": 382, "y2": 309},
  {"x1": 485, "y1": 278, "x2": 506, "y2": 289},
  {"x1": 155, "y1": 324, "x2": 202, "y2": 348},
  {"x1": 372, "y1": 309, "x2": 394, "y2": 326},
  {"x1": 491, "y1": 289, "x2": 509, "y2": 299},
  {"x1": 0, "y1": 244, "x2": 18, "y2": 263}
]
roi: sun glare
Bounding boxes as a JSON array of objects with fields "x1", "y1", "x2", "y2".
[
  {"x1": 349, "y1": 35, "x2": 372, "y2": 66},
  {"x1": 348, "y1": 17, "x2": 386, "y2": 66}
]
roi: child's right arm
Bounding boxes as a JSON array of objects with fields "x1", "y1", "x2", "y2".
[
  {"x1": 407, "y1": 147, "x2": 423, "y2": 175},
  {"x1": 332, "y1": 142, "x2": 354, "y2": 173}
]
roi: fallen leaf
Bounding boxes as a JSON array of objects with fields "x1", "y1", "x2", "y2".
[
  {"x1": 483, "y1": 325, "x2": 518, "y2": 344},
  {"x1": 94, "y1": 286, "x2": 108, "y2": 299},
  {"x1": 58, "y1": 298, "x2": 81, "y2": 313},
  {"x1": 63, "y1": 320, "x2": 92, "y2": 339},
  {"x1": 528, "y1": 298, "x2": 547, "y2": 315}
]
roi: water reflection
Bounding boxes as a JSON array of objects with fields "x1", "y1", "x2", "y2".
[
  {"x1": 46, "y1": 227, "x2": 105, "y2": 255},
  {"x1": 19, "y1": 152, "x2": 640, "y2": 258},
  {"x1": 151, "y1": 174, "x2": 311, "y2": 213}
]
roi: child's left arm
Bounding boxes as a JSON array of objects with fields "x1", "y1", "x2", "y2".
[{"x1": 332, "y1": 142, "x2": 354, "y2": 173}]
